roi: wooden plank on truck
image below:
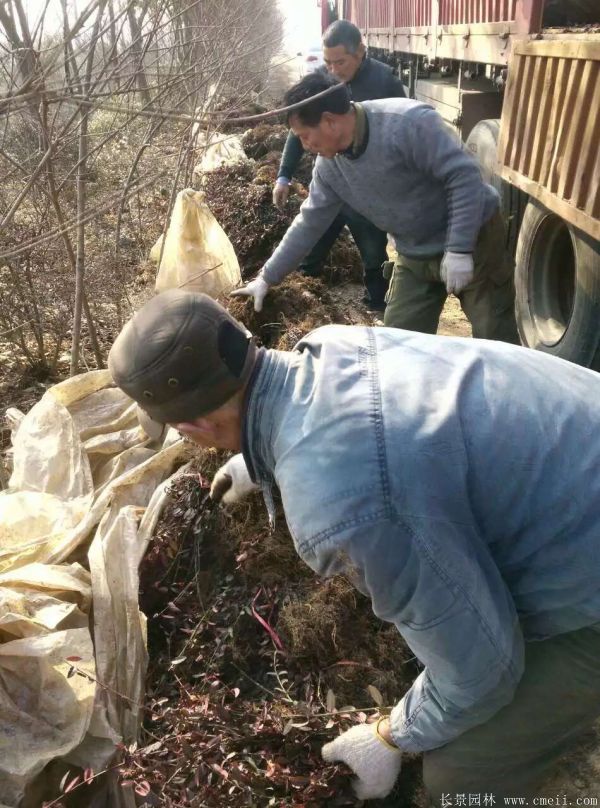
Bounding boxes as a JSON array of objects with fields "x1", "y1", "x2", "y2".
[
  {"x1": 436, "y1": 0, "x2": 545, "y2": 64},
  {"x1": 498, "y1": 39, "x2": 600, "y2": 242}
]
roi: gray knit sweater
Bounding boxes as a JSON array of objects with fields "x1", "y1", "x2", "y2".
[{"x1": 262, "y1": 99, "x2": 499, "y2": 286}]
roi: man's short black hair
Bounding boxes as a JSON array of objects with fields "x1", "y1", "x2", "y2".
[
  {"x1": 283, "y1": 73, "x2": 351, "y2": 127},
  {"x1": 322, "y1": 20, "x2": 362, "y2": 53}
]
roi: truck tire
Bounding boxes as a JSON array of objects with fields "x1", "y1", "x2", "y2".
[
  {"x1": 465, "y1": 119, "x2": 527, "y2": 258},
  {"x1": 515, "y1": 199, "x2": 600, "y2": 370}
]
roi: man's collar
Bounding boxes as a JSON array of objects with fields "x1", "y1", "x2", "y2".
[
  {"x1": 350, "y1": 54, "x2": 368, "y2": 85},
  {"x1": 338, "y1": 102, "x2": 369, "y2": 159},
  {"x1": 241, "y1": 347, "x2": 294, "y2": 486},
  {"x1": 240, "y1": 348, "x2": 266, "y2": 484}
]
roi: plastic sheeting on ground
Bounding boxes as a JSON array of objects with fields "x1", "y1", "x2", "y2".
[
  {"x1": 193, "y1": 130, "x2": 248, "y2": 177},
  {"x1": 151, "y1": 188, "x2": 242, "y2": 297},
  {"x1": 0, "y1": 369, "x2": 191, "y2": 806}
]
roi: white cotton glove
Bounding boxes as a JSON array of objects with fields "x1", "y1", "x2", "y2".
[
  {"x1": 321, "y1": 721, "x2": 402, "y2": 800},
  {"x1": 230, "y1": 276, "x2": 270, "y2": 312},
  {"x1": 210, "y1": 453, "x2": 259, "y2": 504},
  {"x1": 272, "y1": 179, "x2": 291, "y2": 210},
  {"x1": 440, "y1": 251, "x2": 474, "y2": 295}
]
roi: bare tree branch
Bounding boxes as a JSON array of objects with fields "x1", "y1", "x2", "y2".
[{"x1": 0, "y1": 0, "x2": 284, "y2": 375}]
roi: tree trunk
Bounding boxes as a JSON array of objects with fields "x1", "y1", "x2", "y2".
[
  {"x1": 39, "y1": 95, "x2": 104, "y2": 370},
  {"x1": 70, "y1": 1, "x2": 107, "y2": 376},
  {"x1": 127, "y1": 2, "x2": 152, "y2": 108}
]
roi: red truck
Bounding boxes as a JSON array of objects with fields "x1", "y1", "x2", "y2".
[{"x1": 326, "y1": 0, "x2": 600, "y2": 370}]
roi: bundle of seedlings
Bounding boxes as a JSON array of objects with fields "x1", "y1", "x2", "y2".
[
  {"x1": 202, "y1": 122, "x2": 362, "y2": 284},
  {"x1": 134, "y1": 454, "x2": 426, "y2": 807}
]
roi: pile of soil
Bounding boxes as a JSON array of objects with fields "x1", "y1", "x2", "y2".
[
  {"x1": 136, "y1": 454, "x2": 425, "y2": 807},
  {"x1": 241, "y1": 124, "x2": 289, "y2": 159},
  {"x1": 226, "y1": 275, "x2": 351, "y2": 349},
  {"x1": 202, "y1": 160, "x2": 305, "y2": 277},
  {"x1": 202, "y1": 124, "x2": 361, "y2": 283}
]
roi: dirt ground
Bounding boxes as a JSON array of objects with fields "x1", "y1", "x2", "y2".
[
  {"x1": 3, "y1": 102, "x2": 599, "y2": 804},
  {"x1": 312, "y1": 278, "x2": 472, "y2": 337},
  {"x1": 542, "y1": 730, "x2": 600, "y2": 800}
]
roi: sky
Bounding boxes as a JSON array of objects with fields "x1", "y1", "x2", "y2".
[{"x1": 278, "y1": 0, "x2": 322, "y2": 52}]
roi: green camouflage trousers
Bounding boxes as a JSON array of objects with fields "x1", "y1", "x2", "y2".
[{"x1": 383, "y1": 211, "x2": 520, "y2": 343}]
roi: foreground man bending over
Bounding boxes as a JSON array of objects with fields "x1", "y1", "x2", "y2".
[{"x1": 109, "y1": 289, "x2": 600, "y2": 802}]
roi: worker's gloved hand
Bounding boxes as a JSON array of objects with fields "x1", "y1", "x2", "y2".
[
  {"x1": 321, "y1": 720, "x2": 402, "y2": 800},
  {"x1": 273, "y1": 179, "x2": 291, "y2": 210},
  {"x1": 230, "y1": 276, "x2": 270, "y2": 312},
  {"x1": 210, "y1": 453, "x2": 259, "y2": 504},
  {"x1": 440, "y1": 251, "x2": 474, "y2": 295}
]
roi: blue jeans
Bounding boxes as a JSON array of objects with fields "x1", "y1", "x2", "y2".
[{"x1": 300, "y1": 205, "x2": 389, "y2": 305}]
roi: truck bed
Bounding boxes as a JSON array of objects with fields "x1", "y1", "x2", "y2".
[
  {"x1": 498, "y1": 38, "x2": 600, "y2": 240},
  {"x1": 338, "y1": 0, "x2": 599, "y2": 65}
]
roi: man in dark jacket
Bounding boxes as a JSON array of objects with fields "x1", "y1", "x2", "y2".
[{"x1": 273, "y1": 20, "x2": 405, "y2": 310}]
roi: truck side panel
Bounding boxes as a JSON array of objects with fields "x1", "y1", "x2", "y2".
[
  {"x1": 498, "y1": 40, "x2": 600, "y2": 241},
  {"x1": 394, "y1": 0, "x2": 431, "y2": 27},
  {"x1": 340, "y1": 0, "x2": 545, "y2": 64},
  {"x1": 439, "y1": 0, "x2": 518, "y2": 25}
]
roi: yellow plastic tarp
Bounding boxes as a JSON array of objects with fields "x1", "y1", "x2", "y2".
[
  {"x1": 193, "y1": 131, "x2": 248, "y2": 175},
  {"x1": 0, "y1": 369, "x2": 190, "y2": 806},
  {"x1": 151, "y1": 188, "x2": 242, "y2": 297}
]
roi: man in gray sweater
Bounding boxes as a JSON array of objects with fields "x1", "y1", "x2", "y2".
[{"x1": 233, "y1": 73, "x2": 519, "y2": 343}]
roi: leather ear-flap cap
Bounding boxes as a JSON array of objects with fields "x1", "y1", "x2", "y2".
[
  {"x1": 136, "y1": 405, "x2": 166, "y2": 440},
  {"x1": 218, "y1": 319, "x2": 248, "y2": 378},
  {"x1": 108, "y1": 289, "x2": 258, "y2": 424}
]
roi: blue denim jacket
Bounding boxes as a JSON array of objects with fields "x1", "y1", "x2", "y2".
[{"x1": 242, "y1": 325, "x2": 600, "y2": 753}]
